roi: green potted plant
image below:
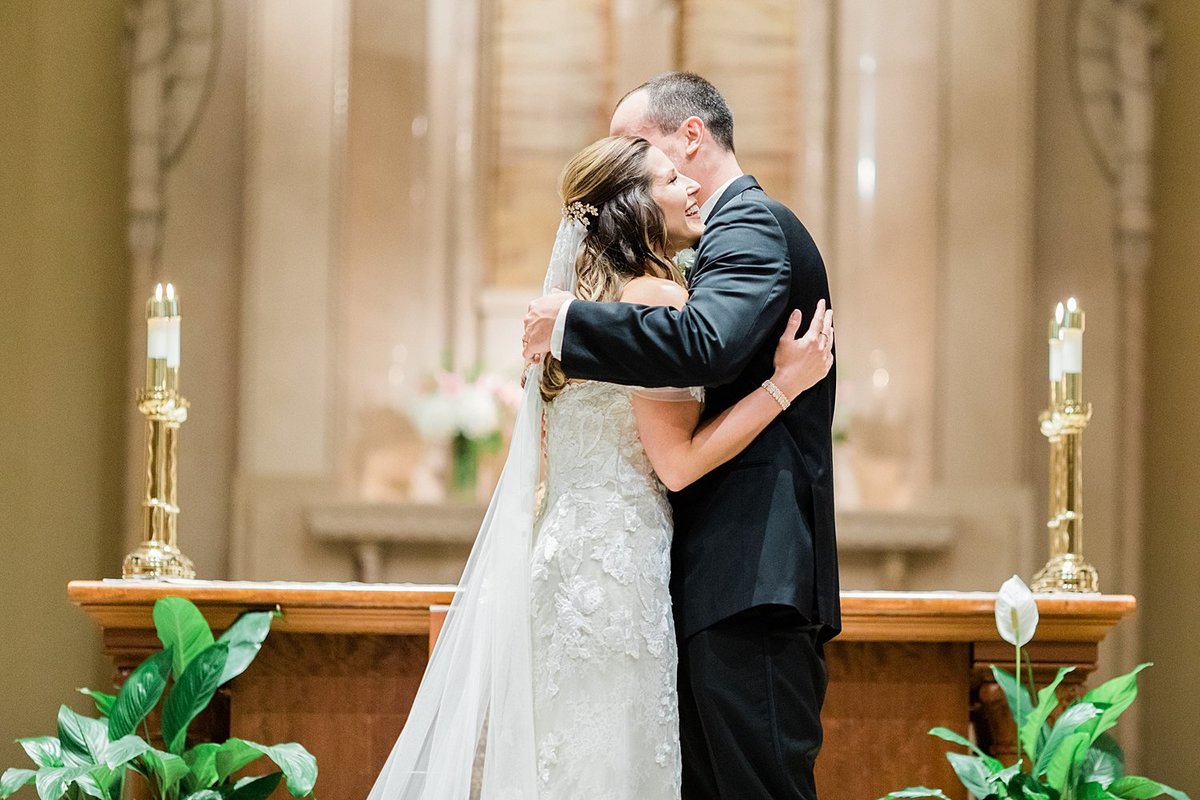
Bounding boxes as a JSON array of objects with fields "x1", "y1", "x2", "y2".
[
  {"x1": 881, "y1": 576, "x2": 1188, "y2": 800},
  {"x1": 1, "y1": 596, "x2": 317, "y2": 800}
]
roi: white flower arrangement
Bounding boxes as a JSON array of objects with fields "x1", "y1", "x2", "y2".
[{"x1": 407, "y1": 370, "x2": 522, "y2": 442}]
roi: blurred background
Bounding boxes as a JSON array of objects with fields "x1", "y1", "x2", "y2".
[{"x1": 1, "y1": 0, "x2": 1196, "y2": 790}]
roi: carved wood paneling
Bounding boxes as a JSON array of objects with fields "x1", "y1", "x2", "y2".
[
  {"x1": 820, "y1": 641, "x2": 969, "y2": 799},
  {"x1": 76, "y1": 583, "x2": 1133, "y2": 799},
  {"x1": 230, "y1": 633, "x2": 430, "y2": 800}
]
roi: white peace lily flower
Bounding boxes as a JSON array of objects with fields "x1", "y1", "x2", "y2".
[{"x1": 994, "y1": 574, "x2": 1039, "y2": 647}]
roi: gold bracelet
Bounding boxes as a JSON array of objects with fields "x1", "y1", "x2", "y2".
[{"x1": 761, "y1": 379, "x2": 790, "y2": 410}]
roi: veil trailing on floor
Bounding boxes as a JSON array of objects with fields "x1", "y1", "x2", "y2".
[{"x1": 368, "y1": 216, "x2": 585, "y2": 799}]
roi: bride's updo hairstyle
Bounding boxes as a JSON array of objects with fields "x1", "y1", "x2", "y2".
[{"x1": 540, "y1": 135, "x2": 685, "y2": 402}]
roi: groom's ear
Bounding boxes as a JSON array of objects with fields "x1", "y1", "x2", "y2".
[{"x1": 682, "y1": 117, "x2": 705, "y2": 157}]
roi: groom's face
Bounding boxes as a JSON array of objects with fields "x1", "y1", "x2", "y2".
[{"x1": 610, "y1": 91, "x2": 690, "y2": 176}]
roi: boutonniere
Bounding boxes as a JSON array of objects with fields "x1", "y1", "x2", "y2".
[{"x1": 673, "y1": 247, "x2": 697, "y2": 279}]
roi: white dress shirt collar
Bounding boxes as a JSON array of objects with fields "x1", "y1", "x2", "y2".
[{"x1": 699, "y1": 175, "x2": 741, "y2": 222}]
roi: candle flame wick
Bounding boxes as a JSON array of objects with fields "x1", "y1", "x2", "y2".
[
  {"x1": 155, "y1": 283, "x2": 164, "y2": 301},
  {"x1": 166, "y1": 283, "x2": 175, "y2": 301},
  {"x1": 1055, "y1": 302, "x2": 1064, "y2": 323},
  {"x1": 1067, "y1": 296, "x2": 1078, "y2": 312}
]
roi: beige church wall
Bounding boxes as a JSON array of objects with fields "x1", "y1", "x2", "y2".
[
  {"x1": 0, "y1": 0, "x2": 128, "y2": 770},
  {"x1": 1142, "y1": 0, "x2": 1200, "y2": 791}
]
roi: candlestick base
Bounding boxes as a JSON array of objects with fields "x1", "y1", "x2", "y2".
[
  {"x1": 122, "y1": 541, "x2": 196, "y2": 580},
  {"x1": 1031, "y1": 553, "x2": 1099, "y2": 594}
]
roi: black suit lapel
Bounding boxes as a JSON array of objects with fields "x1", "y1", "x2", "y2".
[
  {"x1": 688, "y1": 175, "x2": 761, "y2": 284},
  {"x1": 707, "y1": 174, "x2": 760, "y2": 220}
]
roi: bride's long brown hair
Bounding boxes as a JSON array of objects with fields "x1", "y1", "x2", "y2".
[{"x1": 540, "y1": 136, "x2": 686, "y2": 402}]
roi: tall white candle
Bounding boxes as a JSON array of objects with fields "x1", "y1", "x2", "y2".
[
  {"x1": 1049, "y1": 335, "x2": 1063, "y2": 381},
  {"x1": 1049, "y1": 302, "x2": 1065, "y2": 381},
  {"x1": 1062, "y1": 330, "x2": 1082, "y2": 373},
  {"x1": 148, "y1": 318, "x2": 170, "y2": 359},
  {"x1": 1062, "y1": 297, "x2": 1083, "y2": 374},
  {"x1": 147, "y1": 283, "x2": 168, "y2": 359}
]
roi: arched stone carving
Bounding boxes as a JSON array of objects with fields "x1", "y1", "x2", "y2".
[{"x1": 125, "y1": 0, "x2": 221, "y2": 276}]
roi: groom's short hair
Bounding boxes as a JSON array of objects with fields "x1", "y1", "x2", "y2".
[{"x1": 624, "y1": 72, "x2": 735, "y2": 153}]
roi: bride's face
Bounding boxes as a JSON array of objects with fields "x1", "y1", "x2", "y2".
[{"x1": 646, "y1": 145, "x2": 703, "y2": 253}]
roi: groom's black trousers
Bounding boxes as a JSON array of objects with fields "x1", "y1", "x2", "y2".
[{"x1": 678, "y1": 605, "x2": 827, "y2": 800}]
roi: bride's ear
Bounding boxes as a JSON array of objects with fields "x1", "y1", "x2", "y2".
[{"x1": 683, "y1": 117, "x2": 704, "y2": 157}]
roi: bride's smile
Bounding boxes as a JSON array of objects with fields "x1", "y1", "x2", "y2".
[{"x1": 646, "y1": 145, "x2": 704, "y2": 253}]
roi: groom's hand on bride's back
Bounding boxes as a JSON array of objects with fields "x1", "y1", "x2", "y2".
[
  {"x1": 771, "y1": 300, "x2": 835, "y2": 401},
  {"x1": 522, "y1": 290, "x2": 575, "y2": 364}
]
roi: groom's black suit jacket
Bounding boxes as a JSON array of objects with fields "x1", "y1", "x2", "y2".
[{"x1": 561, "y1": 175, "x2": 840, "y2": 642}]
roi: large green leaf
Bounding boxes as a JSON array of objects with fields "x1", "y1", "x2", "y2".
[
  {"x1": 33, "y1": 765, "x2": 91, "y2": 800},
  {"x1": 1035, "y1": 702, "x2": 1101, "y2": 777},
  {"x1": 214, "y1": 740, "x2": 262, "y2": 785},
  {"x1": 1007, "y1": 772, "x2": 1062, "y2": 800},
  {"x1": 103, "y1": 735, "x2": 150, "y2": 769},
  {"x1": 880, "y1": 789, "x2": 953, "y2": 799},
  {"x1": 91, "y1": 765, "x2": 123, "y2": 800},
  {"x1": 17, "y1": 738, "x2": 62, "y2": 769},
  {"x1": 992, "y1": 665, "x2": 1035, "y2": 729},
  {"x1": 1077, "y1": 734, "x2": 1125, "y2": 790},
  {"x1": 946, "y1": 752, "x2": 994, "y2": 799},
  {"x1": 142, "y1": 748, "x2": 191, "y2": 796},
  {"x1": 928, "y1": 727, "x2": 1002, "y2": 770},
  {"x1": 1044, "y1": 731, "x2": 1091, "y2": 789},
  {"x1": 216, "y1": 610, "x2": 276, "y2": 686},
  {"x1": 1079, "y1": 664, "x2": 1152, "y2": 744},
  {"x1": 108, "y1": 647, "x2": 174, "y2": 740},
  {"x1": 154, "y1": 597, "x2": 215, "y2": 678},
  {"x1": 1080, "y1": 782, "x2": 1121, "y2": 800},
  {"x1": 56, "y1": 705, "x2": 106, "y2": 768},
  {"x1": 1109, "y1": 776, "x2": 1191, "y2": 800},
  {"x1": 230, "y1": 772, "x2": 284, "y2": 800},
  {"x1": 162, "y1": 642, "x2": 229, "y2": 754},
  {"x1": 1020, "y1": 666, "x2": 1074, "y2": 760},
  {"x1": 72, "y1": 772, "x2": 105, "y2": 800},
  {"x1": 0, "y1": 769, "x2": 36, "y2": 799},
  {"x1": 182, "y1": 791, "x2": 224, "y2": 800},
  {"x1": 244, "y1": 742, "x2": 317, "y2": 796},
  {"x1": 183, "y1": 743, "x2": 220, "y2": 793},
  {"x1": 76, "y1": 690, "x2": 116, "y2": 719}
]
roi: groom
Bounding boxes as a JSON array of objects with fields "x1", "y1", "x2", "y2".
[{"x1": 522, "y1": 73, "x2": 839, "y2": 799}]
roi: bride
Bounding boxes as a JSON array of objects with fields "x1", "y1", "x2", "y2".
[{"x1": 368, "y1": 135, "x2": 834, "y2": 800}]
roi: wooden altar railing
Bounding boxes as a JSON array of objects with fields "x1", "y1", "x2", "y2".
[{"x1": 69, "y1": 581, "x2": 1134, "y2": 800}]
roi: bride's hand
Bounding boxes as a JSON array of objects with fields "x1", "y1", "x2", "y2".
[{"x1": 770, "y1": 300, "x2": 834, "y2": 401}]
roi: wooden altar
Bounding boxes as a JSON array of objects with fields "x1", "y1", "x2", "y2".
[{"x1": 69, "y1": 581, "x2": 1134, "y2": 800}]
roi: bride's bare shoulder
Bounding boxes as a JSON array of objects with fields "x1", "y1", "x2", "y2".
[{"x1": 620, "y1": 275, "x2": 687, "y2": 309}]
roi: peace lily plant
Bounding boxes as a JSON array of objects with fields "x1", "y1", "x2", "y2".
[
  {"x1": 1, "y1": 597, "x2": 318, "y2": 800},
  {"x1": 882, "y1": 575, "x2": 1189, "y2": 800}
]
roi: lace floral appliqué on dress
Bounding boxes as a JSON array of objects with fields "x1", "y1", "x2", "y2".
[{"x1": 530, "y1": 381, "x2": 681, "y2": 799}]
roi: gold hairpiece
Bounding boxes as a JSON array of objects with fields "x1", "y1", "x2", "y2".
[{"x1": 562, "y1": 201, "x2": 599, "y2": 227}]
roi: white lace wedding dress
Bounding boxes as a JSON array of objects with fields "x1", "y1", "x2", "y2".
[{"x1": 530, "y1": 380, "x2": 682, "y2": 799}]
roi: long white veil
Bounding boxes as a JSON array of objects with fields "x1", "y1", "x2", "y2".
[{"x1": 368, "y1": 217, "x2": 585, "y2": 799}]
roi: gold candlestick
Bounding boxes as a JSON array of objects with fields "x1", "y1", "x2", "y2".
[
  {"x1": 123, "y1": 283, "x2": 195, "y2": 579},
  {"x1": 1033, "y1": 299, "x2": 1098, "y2": 593}
]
